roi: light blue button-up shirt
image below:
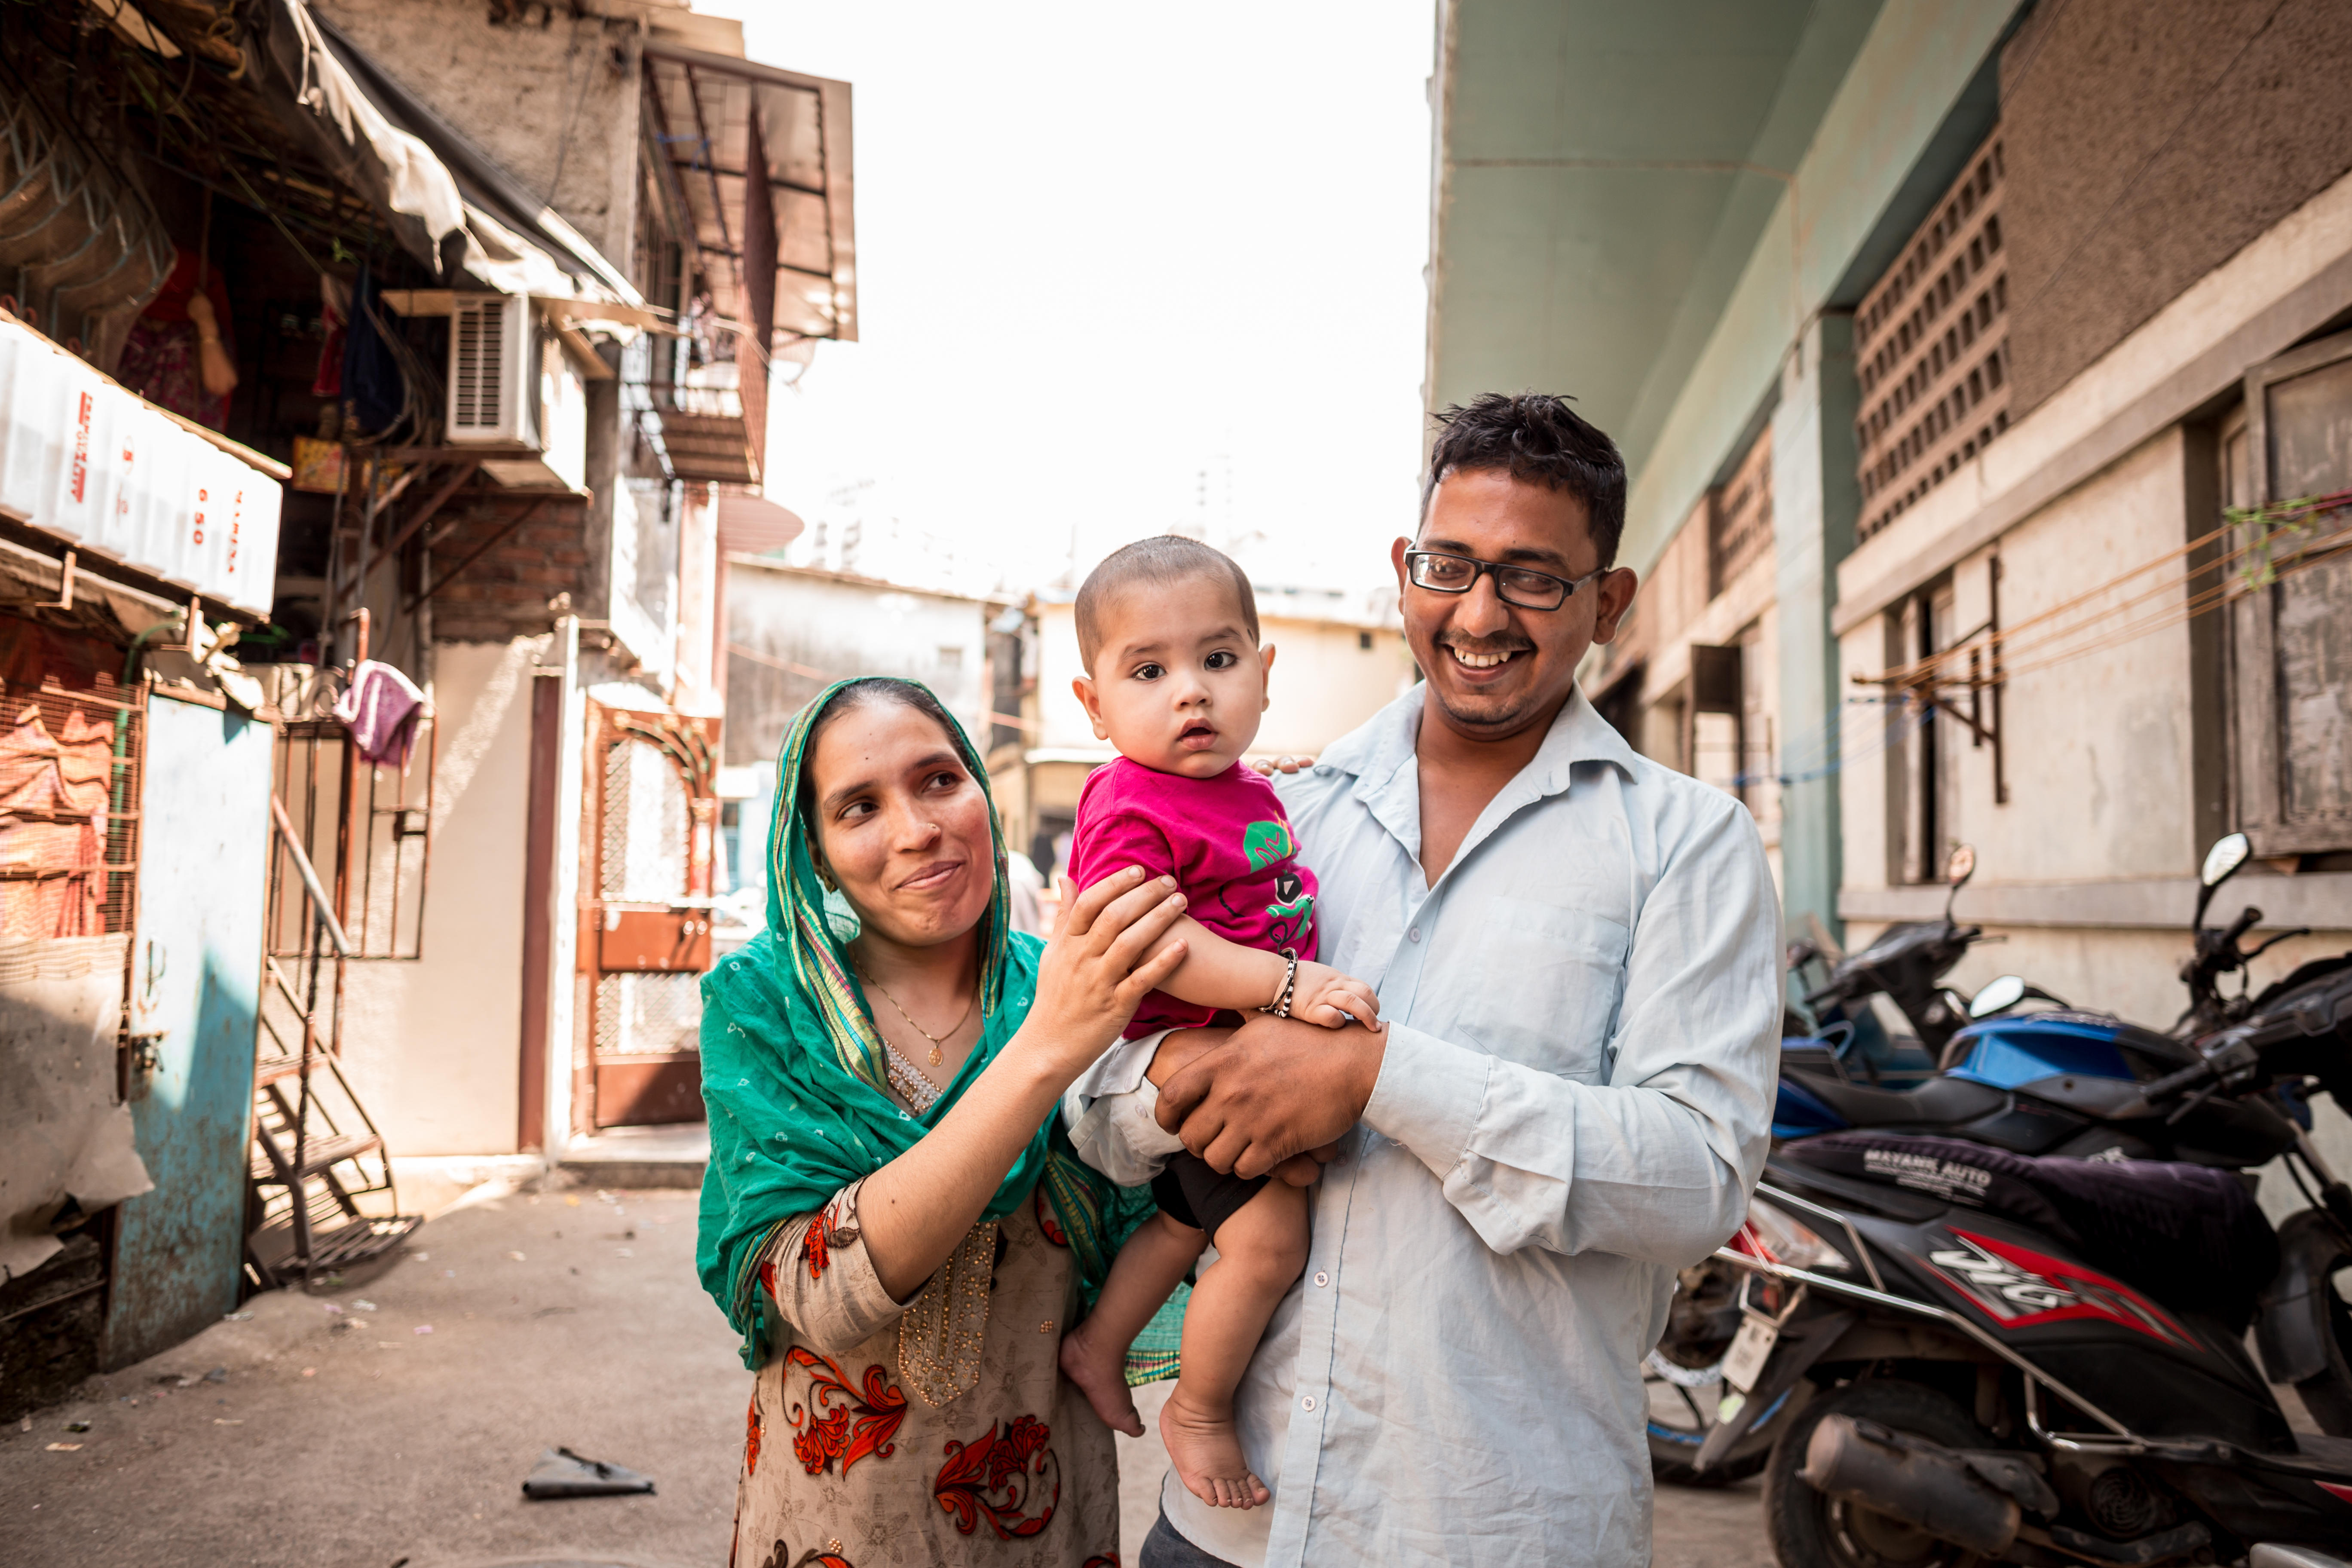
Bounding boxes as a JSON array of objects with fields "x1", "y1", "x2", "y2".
[{"x1": 1145, "y1": 683, "x2": 1782, "y2": 1566}]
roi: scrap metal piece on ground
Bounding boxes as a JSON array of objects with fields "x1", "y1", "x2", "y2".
[{"x1": 520, "y1": 1447, "x2": 657, "y2": 1499}]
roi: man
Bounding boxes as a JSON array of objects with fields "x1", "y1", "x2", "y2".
[{"x1": 1130, "y1": 393, "x2": 1782, "y2": 1565}]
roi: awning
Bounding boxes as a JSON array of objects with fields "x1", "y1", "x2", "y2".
[
  {"x1": 639, "y1": 41, "x2": 857, "y2": 345},
  {"x1": 255, "y1": 0, "x2": 634, "y2": 304}
]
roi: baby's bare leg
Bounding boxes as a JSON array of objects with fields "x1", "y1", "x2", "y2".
[
  {"x1": 1160, "y1": 1179, "x2": 1310, "y2": 1510},
  {"x1": 1059, "y1": 1212, "x2": 1204, "y2": 1436}
]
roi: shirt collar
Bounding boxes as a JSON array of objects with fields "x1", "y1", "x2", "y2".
[{"x1": 1323, "y1": 681, "x2": 1638, "y2": 797}]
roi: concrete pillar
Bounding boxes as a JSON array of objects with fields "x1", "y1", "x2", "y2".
[{"x1": 1771, "y1": 312, "x2": 1860, "y2": 946}]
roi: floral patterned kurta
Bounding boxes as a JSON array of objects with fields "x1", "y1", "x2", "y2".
[{"x1": 732, "y1": 1168, "x2": 1122, "y2": 1568}]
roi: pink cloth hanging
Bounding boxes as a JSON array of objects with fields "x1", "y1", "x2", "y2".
[{"x1": 331, "y1": 661, "x2": 426, "y2": 768}]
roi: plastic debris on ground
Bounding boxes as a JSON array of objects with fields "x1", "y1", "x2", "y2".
[{"x1": 521, "y1": 1446, "x2": 657, "y2": 1499}]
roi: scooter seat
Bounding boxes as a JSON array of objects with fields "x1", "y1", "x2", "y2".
[
  {"x1": 1781, "y1": 1066, "x2": 2009, "y2": 1131},
  {"x1": 1780, "y1": 1131, "x2": 2280, "y2": 1331}
]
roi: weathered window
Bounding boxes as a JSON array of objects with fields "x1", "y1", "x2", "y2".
[{"x1": 2221, "y1": 330, "x2": 2352, "y2": 855}]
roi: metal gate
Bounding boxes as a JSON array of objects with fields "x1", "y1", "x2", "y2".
[{"x1": 579, "y1": 701, "x2": 717, "y2": 1128}]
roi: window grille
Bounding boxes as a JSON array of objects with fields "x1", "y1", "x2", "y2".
[
  {"x1": 1709, "y1": 426, "x2": 1774, "y2": 597},
  {"x1": 265, "y1": 715, "x2": 436, "y2": 962},
  {"x1": 0, "y1": 673, "x2": 142, "y2": 941},
  {"x1": 1853, "y1": 136, "x2": 2010, "y2": 544}
]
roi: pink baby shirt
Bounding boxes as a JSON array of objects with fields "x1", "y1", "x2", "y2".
[{"x1": 1066, "y1": 756, "x2": 1320, "y2": 1040}]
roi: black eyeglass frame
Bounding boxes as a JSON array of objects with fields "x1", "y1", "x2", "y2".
[{"x1": 1403, "y1": 550, "x2": 1608, "y2": 611}]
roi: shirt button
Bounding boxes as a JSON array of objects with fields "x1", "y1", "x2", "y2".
[
  {"x1": 1301, "y1": 1395, "x2": 1317, "y2": 1412},
  {"x1": 1313, "y1": 1271, "x2": 1330, "y2": 1288},
  {"x1": 1407, "y1": 927, "x2": 1420, "y2": 943}
]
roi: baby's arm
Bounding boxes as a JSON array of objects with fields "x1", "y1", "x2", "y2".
[{"x1": 1148, "y1": 915, "x2": 1381, "y2": 1030}]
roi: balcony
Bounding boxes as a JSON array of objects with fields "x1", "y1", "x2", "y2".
[{"x1": 648, "y1": 384, "x2": 759, "y2": 486}]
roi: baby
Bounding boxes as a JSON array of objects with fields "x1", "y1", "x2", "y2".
[{"x1": 1054, "y1": 536, "x2": 1381, "y2": 1512}]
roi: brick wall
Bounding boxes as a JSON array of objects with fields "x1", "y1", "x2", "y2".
[
  {"x1": 426, "y1": 496, "x2": 594, "y2": 644},
  {"x1": 2000, "y1": 0, "x2": 2352, "y2": 416}
]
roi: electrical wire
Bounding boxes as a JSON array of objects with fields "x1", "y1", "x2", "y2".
[{"x1": 1867, "y1": 490, "x2": 2352, "y2": 698}]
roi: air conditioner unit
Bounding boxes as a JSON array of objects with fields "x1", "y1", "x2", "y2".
[{"x1": 446, "y1": 294, "x2": 541, "y2": 447}]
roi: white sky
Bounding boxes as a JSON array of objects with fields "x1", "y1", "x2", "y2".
[{"x1": 700, "y1": 1, "x2": 1438, "y2": 603}]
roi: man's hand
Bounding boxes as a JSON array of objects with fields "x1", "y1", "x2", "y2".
[{"x1": 1155, "y1": 1011, "x2": 1386, "y2": 1179}]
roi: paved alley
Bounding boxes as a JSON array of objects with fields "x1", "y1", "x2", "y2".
[
  {"x1": 3, "y1": 1177, "x2": 1771, "y2": 1567},
  {"x1": 1, "y1": 1185, "x2": 740, "y2": 1568}
]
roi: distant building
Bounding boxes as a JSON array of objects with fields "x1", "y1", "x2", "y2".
[
  {"x1": 718, "y1": 560, "x2": 1005, "y2": 915},
  {"x1": 995, "y1": 594, "x2": 1413, "y2": 888}
]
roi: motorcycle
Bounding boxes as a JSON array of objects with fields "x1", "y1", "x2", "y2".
[
  {"x1": 1782, "y1": 845, "x2": 1991, "y2": 1091},
  {"x1": 1650, "y1": 846, "x2": 1995, "y2": 1484},
  {"x1": 1703, "y1": 1089, "x2": 2352, "y2": 1566},
  {"x1": 1647, "y1": 834, "x2": 2352, "y2": 1487}
]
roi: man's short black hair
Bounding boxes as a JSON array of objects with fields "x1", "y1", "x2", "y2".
[
  {"x1": 1422, "y1": 393, "x2": 1629, "y2": 568},
  {"x1": 1074, "y1": 536, "x2": 1259, "y2": 671}
]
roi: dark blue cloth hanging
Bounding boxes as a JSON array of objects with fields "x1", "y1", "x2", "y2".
[{"x1": 340, "y1": 263, "x2": 405, "y2": 436}]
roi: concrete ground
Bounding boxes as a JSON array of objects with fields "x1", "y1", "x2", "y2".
[{"x1": 1, "y1": 1179, "x2": 1766, "y2": 1566}]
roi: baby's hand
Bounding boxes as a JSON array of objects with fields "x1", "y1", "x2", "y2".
[{"x1": 1286, "y1": 961, "x2": 1383, "y2": 1031}]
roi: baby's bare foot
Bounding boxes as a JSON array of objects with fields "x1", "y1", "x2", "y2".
[
  {"x1": 1057, "y1": 1323, "x2": 1144, "y2": 1437},
  {"x1": 1160, "y1": 1386, "x2": 1268, "y2": 1510}
]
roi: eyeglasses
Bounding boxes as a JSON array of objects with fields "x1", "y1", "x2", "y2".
[{"x1": 1403, "y1": 550, "x2": 1605, "y2": 611}]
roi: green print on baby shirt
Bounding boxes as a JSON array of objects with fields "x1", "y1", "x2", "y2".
[
  {"x1": 1241, "y1": 819, "x2": 1314, "y2": 924},
  {"x1": 1242, "y1": 819, "x2": 1294, "y2": 870}
]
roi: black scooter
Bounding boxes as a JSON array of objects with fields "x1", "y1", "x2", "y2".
[
  {"x1": 1651, "y1": 836, "x2": 2352, "y2": 1489},
  {"x1": 1696, "y1": 970, "x2": 2352, "y2": 1566}
]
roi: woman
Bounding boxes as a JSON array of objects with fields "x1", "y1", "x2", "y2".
[{"x1": 698, "y1": 677, "x2": 1190, "y2": 1568}]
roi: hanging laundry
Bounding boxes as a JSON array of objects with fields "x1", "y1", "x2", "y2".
[
  {"x1": 331, "y1": 661, "x2": 427, "y2": 769},
  {"x1": 314, "y1": 273, "x2": 351, "y2": 398},
  {"x1": 340, "y1": 264, "x2": 405, "y2": 437}
]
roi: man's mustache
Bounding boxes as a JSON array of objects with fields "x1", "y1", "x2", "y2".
[{"x1": 1436, "y1": 635, "x2": 1535, "y2": 657}]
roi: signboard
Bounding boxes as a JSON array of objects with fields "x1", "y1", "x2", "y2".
[{"x1": 0, "y1": 316, "x2": 282, "y2": 617}]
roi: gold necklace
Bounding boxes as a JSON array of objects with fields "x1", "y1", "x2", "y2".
[{"x1": 854, "y1": 959, "x2": 976, "y2": 1067}]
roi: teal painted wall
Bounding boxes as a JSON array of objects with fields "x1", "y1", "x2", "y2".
[
  {"x1": 1773, "y1": 314, "x2": 1861, "y2": 943},
  {"x1": 103, "y1": 694, "x2": 271, "y2": 1369}
]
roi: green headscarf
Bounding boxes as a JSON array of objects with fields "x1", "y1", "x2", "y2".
[{"x1": 695, "y1": 677, "x2": 1153, "y2": 1369}]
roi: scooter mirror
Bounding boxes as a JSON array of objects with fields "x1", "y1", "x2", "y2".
[
  {"x1": 2201, "y1": 832, "x2": 2251, "y2": 888},
  {"x1": 1946, "y1": 845, "x2": 1977, "y2": 886},
  {"x1": 1969, "y1": 974, "x2": 2027, "y2": 1019},
  {"x1": 2193, "y1": 831, "x2": 2252, "y2": 932}
]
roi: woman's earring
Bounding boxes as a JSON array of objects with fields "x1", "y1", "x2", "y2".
[{"x1": 817, "y1": 864, "x2": 838, "y2": 893}]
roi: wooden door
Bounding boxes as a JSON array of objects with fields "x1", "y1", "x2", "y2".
[{"x1": 579, "y1": 701, "x2": 719, "y2": 1128}]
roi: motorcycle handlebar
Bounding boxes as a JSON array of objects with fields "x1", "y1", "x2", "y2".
[
  {"x1": 2218, "y1": 904, "x2": 2263, "y2": 953},
  {"x1": 2143, "y1": 1058, "x2": 2214, "y2": 1100}
]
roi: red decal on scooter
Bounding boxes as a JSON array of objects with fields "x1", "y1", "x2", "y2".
[
  {"x1": 2319, "y1": 1480, "x2": 2352, "y2": 1504},
  {"x1": 1924, "y1": 1229, "x2": 2197, "y2": 1351}
]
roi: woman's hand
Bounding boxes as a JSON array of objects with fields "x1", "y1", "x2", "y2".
[{"x1": 1022, "y1": 867, "x2": 1190, "y2": 1080}]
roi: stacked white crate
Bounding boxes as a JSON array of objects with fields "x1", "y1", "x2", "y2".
[{"x1": 0, "y1": 313, "x2": 282, "y2": 617}]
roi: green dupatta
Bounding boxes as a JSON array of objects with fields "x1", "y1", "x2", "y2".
[{"x1": 695, "y1": 678, "x2": 1153, "y2": 1369}]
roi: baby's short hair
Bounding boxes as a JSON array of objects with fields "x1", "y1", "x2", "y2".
[{"x1": 1074, "y1": 536, "x2": 1259, "y2": 671}]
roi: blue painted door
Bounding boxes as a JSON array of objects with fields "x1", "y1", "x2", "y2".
[{"x1": 101, "y1": 692, "x2": 273, "y2": 1368}]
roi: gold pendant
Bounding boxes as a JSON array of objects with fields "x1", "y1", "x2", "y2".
[{"x1": 928, "y1": 1044, "x2": 944, "y2": 1067}]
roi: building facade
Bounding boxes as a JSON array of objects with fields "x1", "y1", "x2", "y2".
[
  {"x1": 0, "y1": 0, "x2": 852, "y2": 1400},
  {"x1": 1427, "y1": 0, "x2": 2352, "y2": 1159}
]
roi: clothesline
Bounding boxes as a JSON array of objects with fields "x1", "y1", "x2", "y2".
[{"x1": 1869, "y1": 489, "x2": 2352, "y2": 696}]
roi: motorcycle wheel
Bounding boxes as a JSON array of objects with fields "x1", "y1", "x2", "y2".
[
  {"x1": 1765, "y1": 1380, "x2": 1992, "y2": 1568},
  {"x1": 1644, "y1": 1351, "x2": 1782, "y2": 1487}
]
